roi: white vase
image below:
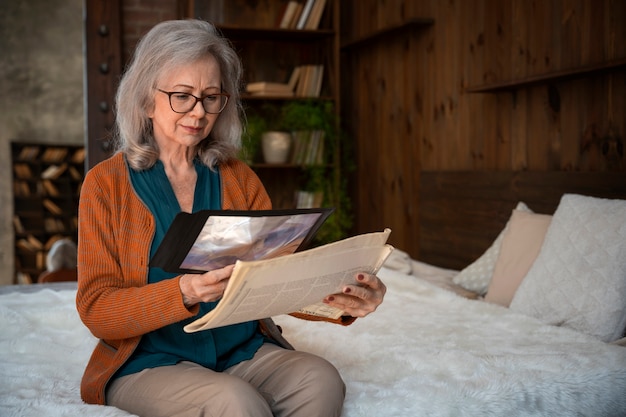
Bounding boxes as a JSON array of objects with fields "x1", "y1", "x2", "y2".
[{"x1": 262, "y1": 131, "x2": 292, "y2": 164}]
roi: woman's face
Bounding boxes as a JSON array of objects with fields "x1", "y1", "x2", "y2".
[{"x1": 149, "y1": 55, "x2": 223, "y2": 151}]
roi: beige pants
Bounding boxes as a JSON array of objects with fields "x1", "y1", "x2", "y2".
[{"x1": 107, "y1": 343, "x2": 345, "y2": 417}]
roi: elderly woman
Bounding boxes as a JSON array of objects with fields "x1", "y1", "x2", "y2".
[{"x1": 76, "y1": 19, "x2": 386, "y2": 417}]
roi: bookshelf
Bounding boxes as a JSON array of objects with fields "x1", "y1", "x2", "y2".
[
  {"x1": 11, "y1": 142, "x2": 84, "y2": 284},
  {"x1": 190, "y1": 0, "x2": 343, "y2": 217}
]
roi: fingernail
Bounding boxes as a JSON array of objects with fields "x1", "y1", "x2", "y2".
[
  {"x1": 343, "y1": 287, "x2": 352, "y2": 294},
  {"x1": 357, "y1": 274, "x2": 365, "y2": 281},
  {"x1": 325, "y1": 296, "x2": 335, "y2": 302}
]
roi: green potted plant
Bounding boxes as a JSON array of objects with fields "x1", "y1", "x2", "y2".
[
  {"x1": 279, "y1": 100, "x2": 353, "y2": 245},
  {"x1": 240, "y1": 113, "x2": 265, "y2": 164},
  {"x1": 242, "y1": 100, "x2": 353, "y2": 245},
  {"x1": 248, "y1": 104, "x2": 295, "y2": 165}
]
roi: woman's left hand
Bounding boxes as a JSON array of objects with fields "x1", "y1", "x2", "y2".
[{"x1": 323, "y1": 272, "x2": 386, "y2": 318}]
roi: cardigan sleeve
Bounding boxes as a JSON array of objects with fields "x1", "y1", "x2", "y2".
[{"x1": 76, "y1": 155, "x2": 198, "y2": 340}]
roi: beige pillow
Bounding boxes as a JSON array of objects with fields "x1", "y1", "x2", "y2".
[
  {"x1": 452, "y1": 202, "x2": 531, "y2": 294},
  {"x1": 484, "y1": 210, "x2": 552, "y2": 306}
]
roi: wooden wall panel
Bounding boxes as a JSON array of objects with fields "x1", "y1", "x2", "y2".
[
  {"x1": 341, "y1": 0, "x2": 432, "y2": 252},
  {"x1": 341, "y1": 0, "x2": 626, "y2": 260}
]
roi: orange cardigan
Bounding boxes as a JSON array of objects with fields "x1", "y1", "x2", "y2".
[{"x1": 76, "y1": 152, "x2": 272, "y2": 405}]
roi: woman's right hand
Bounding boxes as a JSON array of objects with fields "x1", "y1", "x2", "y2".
[{"x1": 179, "y1": 264, "x2": 235, "y2": 307}]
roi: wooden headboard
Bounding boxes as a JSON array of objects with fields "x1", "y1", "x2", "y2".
[{"x1": 418, "y1": 171, "x2": 626, "y2": 270}]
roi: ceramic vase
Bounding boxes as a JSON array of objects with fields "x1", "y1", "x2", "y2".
[{"x1": 261, "y1": 131, "x2": 292, "y2": 163}]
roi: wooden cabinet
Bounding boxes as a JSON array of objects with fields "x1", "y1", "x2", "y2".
[{"x1": 11, "y1": 142, "x2": 84, "y2": 284}]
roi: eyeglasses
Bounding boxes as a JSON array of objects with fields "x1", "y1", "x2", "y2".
[{"x1": 157, "y1": 89, "x2": 230, "y2": 114}]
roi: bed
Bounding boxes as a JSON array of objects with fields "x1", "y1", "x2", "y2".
[{"x1": 2, "y1": 191, "x2": 626, "y2": 416}]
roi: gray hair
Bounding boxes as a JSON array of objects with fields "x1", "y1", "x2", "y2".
[
  {"x1": 114, "y1": 19, "x2": 244, "y2": 170},
  {"x1": 46, "y1": 239, "x2": 77, "y2": 272}
]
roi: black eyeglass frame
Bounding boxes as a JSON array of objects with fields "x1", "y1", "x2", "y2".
[{"x1": 157, "y1": 89, "x2": 230, "y2": 114}]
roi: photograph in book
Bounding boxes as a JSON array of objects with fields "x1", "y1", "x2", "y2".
[
  {"x1": 183, "y1": 229, "x2": 393, "y2": 332},
  {"x1": 150, "y1": 208, "x2": 333, "y2": 273}
]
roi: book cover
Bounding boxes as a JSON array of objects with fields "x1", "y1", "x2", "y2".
[
  {"x1": 304, "y1": 0, "x2": 327, "y2": 30},
  {"x1": 246, "y1": 81, "x2": 293, "y2": 93},
  {"x1": 278, "y1": 1, "x2": 299, "y2": 29},
  {"x1": 296, "y1": 0, "x2": 316, "y2": 29}
]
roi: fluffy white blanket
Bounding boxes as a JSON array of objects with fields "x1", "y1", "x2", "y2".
[{"x1": 1, "y1": 262, "x2": 625, "y2": 416}]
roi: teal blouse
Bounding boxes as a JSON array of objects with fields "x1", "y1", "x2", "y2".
[{"x1": 115, "y1": 159, "x2": 265, "y2": 379}]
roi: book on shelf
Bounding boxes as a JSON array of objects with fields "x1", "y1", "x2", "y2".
[
  {"x1": 13, "y1": 163, "x2": 33, "y2": 179},
  {"x1": 245, "y1": 81, "x2": 294, "y2": 97},
  {"x1": 16, "y1": 272, "x2": 33, "y2": 285},
  {"x1": 311, "y1": 65, "x2": 324, "y2": 96},
  {"x1": 17, "y1": 235, "x2": 43, "y2": 252},
  {"x1": 295, "y1": 65, "x2": 324, "y2": 97},
  {"x1": 43, "y1": 198, "x2": 63, "y2": 215},
  {"x1": 68, "y1": 165, "x2": 83, "y2": 181},
  {"x1": 13, "y1": 216, "x2": 25, "y2": 234},
  {"x1": 286, "y1": 2, "x2": 304, "y2": 28},
  {"x1": 248, "y1": 90, "x2": 294, "y2": 98},
  {"x1": 290, "y1": 131, "x2": 305, "y2": 164},
  {"x1": 36, "y1": 250, "x2": 46, "y2": 269},
  {"x1": 304, "y1": 0, "x2": 327, "y2": 29},
  {"x1": 307, "y1": 130, "x2": 325, "y2": 165},
  {"x1": 13, "y1": 180, "x2": 31, "y2": 197},
  {"x1": 295, "y1": 190, "x2": 324, "y2": 209},
  {"x1": 71, "y1": 148, "x2": 86, "y2": 163},
  {"x1": 17, "y1": 146, "x2": 40, "y2": 161},
  {"x1": 42, "y1": 179, "x2": 60, "y2": 197},
  {"x1": 288, "y1": 66, "x2": 302, "y2": 90},
  {"x1": 295, "y1": 65, "x2": 311, "y2": 96},
  {"x1": 245, "y1": 65, "x2": 302, "y2": 97},
  {"x1": 27, "y1": 235, "x2": 43, "y2": 250},
  {"x1": 16, "y1": 239, "x2": 34, "y2": 252},
  {"x1": 44, "y1": 218, "x2": 66, "y2": 233},
  {"x1": 295, "y1": 0, "x2": 316, "y2": 29},
  {"x1": 278, "y1": 0, "x2": 300, "y2": 28},
  {"x1": 279, "y1": 0, "x2": 327, "y2": 30},
  {"x1": 290, "y1": 130, "x2": 325, "y2": 165},
  {"x1": 41, "y1": 163, "x2": 67, "y2": 180},
  {"x1": 41, "y1": 147, "x2": 68, "y2": 163}
]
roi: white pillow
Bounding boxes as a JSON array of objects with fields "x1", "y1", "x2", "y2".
[
  {"x1": 452, "y1": 202, "x2": 531, "y2": 294},
  {"x1": 510, "y1": 194, "x2": 626, "y2": 342}
]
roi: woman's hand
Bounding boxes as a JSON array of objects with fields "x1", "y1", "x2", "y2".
[
  {"x1": 179, "y1": 264, "x2": 235, "y2": 307},
  {"x1": 323, "y1": 272, "x2": 387, "y2": 318}
]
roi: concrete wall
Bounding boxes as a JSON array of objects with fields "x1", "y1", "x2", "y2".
[{"x1": 0, "y1": 0, "x2": 84, "y2": 285}]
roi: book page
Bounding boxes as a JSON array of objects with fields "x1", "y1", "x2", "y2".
[{"x1": 183, "y1": 229, "x2": 392, "y2": 332}]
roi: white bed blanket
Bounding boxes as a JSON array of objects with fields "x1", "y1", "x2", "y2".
[{"x1": 1, "y1": 264, "x2": 626, "y2": 416}]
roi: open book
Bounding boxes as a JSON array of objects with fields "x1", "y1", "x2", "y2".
[{"x1": 183, "y1": 228, "x2": 393, "y2": 332}]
